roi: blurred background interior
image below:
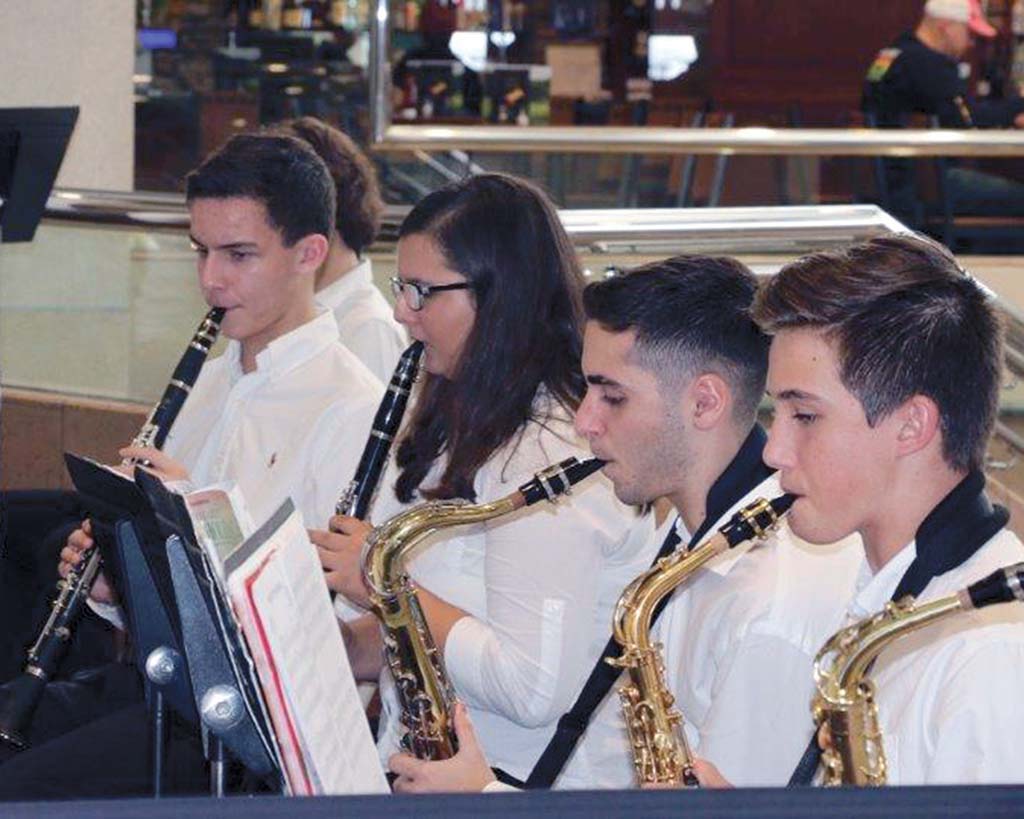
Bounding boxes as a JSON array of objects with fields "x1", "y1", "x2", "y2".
[{"x1": 4, "y1": 0, "x2": 1024, "y2": 513}]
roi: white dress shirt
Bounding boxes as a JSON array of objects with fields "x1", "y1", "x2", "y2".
[
  {"x1": 372, "y1": 398, "x2": 657, "y2": 782},
  {"x1": 315, "y1": 258, "x2": 407, "y2": 384},
  {"x1": 558, "y1": 473, "x2": 864, "y2": 789},
  {"x1": 91, "y1": 310, "x2": 383, "y2": 626},
  {"x1": 162, "y1": 309, "x2": 384, "y2": 528},
  {"x1": 845, "y1": 528, "x2": 1024, "y2": 784}
]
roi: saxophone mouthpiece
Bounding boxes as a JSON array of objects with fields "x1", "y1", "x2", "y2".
[
  {"x1": 721, "y1": 492, "x2": 795, "y2": 548},
  {"x1": 518, "y1": 457, "x2": 606, "y2": 506},
  {"x1": 963, "y1": 561, "x2": 1024, "y2": 610}
]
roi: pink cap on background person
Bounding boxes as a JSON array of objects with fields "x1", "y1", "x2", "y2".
[{"x1": 924, "y1": 0, "x2": 998, "y2": 37}]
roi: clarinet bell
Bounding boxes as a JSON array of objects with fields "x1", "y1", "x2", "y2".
[{"x1": 0, "y1": 673, "x2": 47, "y2": 750}]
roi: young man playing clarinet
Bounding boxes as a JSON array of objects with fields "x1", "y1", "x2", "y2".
[
  {"x1": 386, "y1": 255, "x2": 862, "y2": 792},
  {"x1": 0, "y1": 132, "x2": 384, "y2": 799}
]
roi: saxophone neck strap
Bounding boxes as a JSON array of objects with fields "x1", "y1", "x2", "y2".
[
  {"x1": 788, "y1": 468, "x2": 1007, "y2": 787},
  {"x1": 522, "y1": 425, "x2": 773, "y2": 789}
]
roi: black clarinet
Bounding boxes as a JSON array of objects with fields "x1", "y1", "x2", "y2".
[
  {"x1": 334, "y1": 340, "x2": 423, "y2": 521},
  {"x1": 0, "y1": 307, "x2": 225, "y2": 750}
]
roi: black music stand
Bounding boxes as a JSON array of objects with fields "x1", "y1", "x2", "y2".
[
  {"x1": 134, "y1": 469, "x2": 283, "y2": 796},
  {"x1": 0, "y1": 106, "x2": 78, "y2": 242},
  {"x1": 63, "y1": 454, "x2": 197, "y2": 796}
]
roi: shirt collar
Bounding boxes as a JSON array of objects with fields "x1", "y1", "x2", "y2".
[
  {"x1": 224, "y1": 309, "x2": 340, "y2": 383},
  {"x1": 849, "y1": 541, "x2": 917, "y2": 620},
  {"x1": 848, "y1": 469, "x2": 1007, "y2": 617},
  {"x1": 315, "y1": 257, "x2": 373, "y2": 311}
]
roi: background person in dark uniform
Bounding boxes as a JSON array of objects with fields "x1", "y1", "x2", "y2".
[{"x1": 862, "y1": 0, "x2": 1024, "y2": 226}]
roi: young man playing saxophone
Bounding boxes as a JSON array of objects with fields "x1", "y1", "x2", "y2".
[
  {"x1": 732, "y1": 233, "x2": 1024, "y2": 785},
  {"x1": 388, "y1": 255, "x2": 862, "y2": 792}
]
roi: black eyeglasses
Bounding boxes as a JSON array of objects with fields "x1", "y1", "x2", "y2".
[{"x1": 390, "y1": 276, "x2": 473, "y2": 311}]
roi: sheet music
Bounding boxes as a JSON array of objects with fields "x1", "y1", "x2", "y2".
[
  {"x1": 226, "y1": 502, "x2": 389, "y2": 796},
  {"x1": 181, "y1": 483, "x2": 253, "y2": 580}
]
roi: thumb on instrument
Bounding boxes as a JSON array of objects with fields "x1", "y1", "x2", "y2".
[{"x1": 453, "y1": 701, "x2": 481, "y2": 750}]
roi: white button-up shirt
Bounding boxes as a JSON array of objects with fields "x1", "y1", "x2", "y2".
[
  {"x1": 372, "y1": 399, "x2": 656, "y2": 782},
  {"x1": 315, "y1": 258, "x2": 407, "y2": 384},
  {"x1": 558, "y1": 473, "x2": 864, "y2": 789},
  {"x1": 163, "y1": 309, "x2": 383, "y2": 528},
  {"x1": 847, "y1": 528, "x2": 1024, "y2": 784}
]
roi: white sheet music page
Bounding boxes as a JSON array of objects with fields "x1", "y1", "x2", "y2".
[{"x1": 225, "y1": 500, "x2": 389, "y2": 795}]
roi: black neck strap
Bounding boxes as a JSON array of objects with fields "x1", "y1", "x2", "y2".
[
  {"x1": 514, "y1": 426, "x2": 773, "y2": 789},
  {"x1": 788, "y1": 469, "x2": 1008, "y2": 786}
]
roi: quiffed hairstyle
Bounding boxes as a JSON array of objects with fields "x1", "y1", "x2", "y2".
[
  {"x1": 753, "y1": 234, "x2": 1002, "y2": 472},
  {"x1": 583, "y1": 256, "x2": 769, "y2": 426},
  {"x1": 185, "y1": 133, "x2": 335, "y2": 246},
  {"x1": 394, "y1": 173, "x2": 585, "y2": 502},
  {"x1": 275, "y1": 117, "x2": 383, "y2": 255}
]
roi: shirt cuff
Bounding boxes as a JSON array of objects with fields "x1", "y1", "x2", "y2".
[
  {"x1": 482, "y1": 779, "x2": 519, "y2": 793},
  {"x1": 443, "y1": 615, "x2": 489, "y2": 703},
  {"x1": 87, "y1": 598, "x2": 125, "y2": 631},
  {"x1": 333, "y1": 593, "x2": 368, "y2": 622}
]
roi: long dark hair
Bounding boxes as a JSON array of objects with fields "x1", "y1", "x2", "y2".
[{"x1": 394, "y1": 173, "x2": 585, "y2": 502}]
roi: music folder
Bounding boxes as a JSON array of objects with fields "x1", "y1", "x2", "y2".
[{"x1": 62, "y1": 452, "x2": 168, "y2": 634}]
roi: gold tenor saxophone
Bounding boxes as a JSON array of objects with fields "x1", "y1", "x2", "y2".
[
  {"x1": 608, "y1": 493, "x2": 795, "y2": 786},
  {"x1": 813, "y1": 561, "x2": 1024, "y2": 786},
  {"x1": 361, "y1": 456, "x2": 605, "y2": 760}
]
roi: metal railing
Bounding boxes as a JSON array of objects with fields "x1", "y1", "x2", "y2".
[{"x1": 42, "y1": 191, "x2": 906, "y2": 254}]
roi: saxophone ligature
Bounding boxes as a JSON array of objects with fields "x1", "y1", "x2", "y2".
[
  {"x1": 362, "y1": 456, "x2": 605, "y2": 760},
  {"x1": 812, "y1": 561, "x2": 1024, "y2": 786},
  {"x1": 0, "y1": 307, "x2": 225, "y2": 750},
  {"x1": 608, "y1": 493, "x2": 795, "y2": 786}
]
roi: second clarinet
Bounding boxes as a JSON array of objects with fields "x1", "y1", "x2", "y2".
[
  {"x1": 334, "y1": 340, "x2": 424, "y2": 520},
  {"x1": 0, "y1": 307, "x2": 224, "y2": 750}
]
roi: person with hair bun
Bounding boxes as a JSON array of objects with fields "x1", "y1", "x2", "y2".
[{"x1": 275, "y1": 117, "x2": 406, "y2": 381}]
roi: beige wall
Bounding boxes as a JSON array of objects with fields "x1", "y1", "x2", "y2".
[{"x1": 0, "y1": 0, "x2": 135, "y2": 191}]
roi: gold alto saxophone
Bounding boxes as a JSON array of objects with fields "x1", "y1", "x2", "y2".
[
  {"x1": 608, "y1": 493, "x2": 795, "y2": 786},
  {"x1": 813, "y1": 561, "x2": 1024, "y2": 786},
  {"x1": 361, "y1": 456, "x2": 606, "y2": 760}
]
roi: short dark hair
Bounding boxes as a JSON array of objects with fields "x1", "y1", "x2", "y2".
[
  {"x1": 394, "y1": 173, "x2": 586, "y2": 502},
  {"x1": 753, "y1": 234, "x2": 1002, "y2": 472},
  {"x1": 185, "y1": 133, "x2": 335, "y2": 246},
  {"x1": 275, "y1": 117, "x2": 383, "y2": 255},
  {"x1": 583, "y1": 256, "x2": 769, "y2": 426}
]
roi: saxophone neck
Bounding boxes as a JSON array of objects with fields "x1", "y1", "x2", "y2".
[
  {"x1": 612, "y1": 537, "x2": 727, "y2": 653},
  {"x1": 817, "y1": 592, "x2": 966, "y2": 698},
  {"x1": 362, "y1": 494, "x2": 522, "y2": 596}
]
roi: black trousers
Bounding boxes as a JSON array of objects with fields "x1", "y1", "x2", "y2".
[{"x1": 0, "y1": 698, "x2": 208, "y2": 800}]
